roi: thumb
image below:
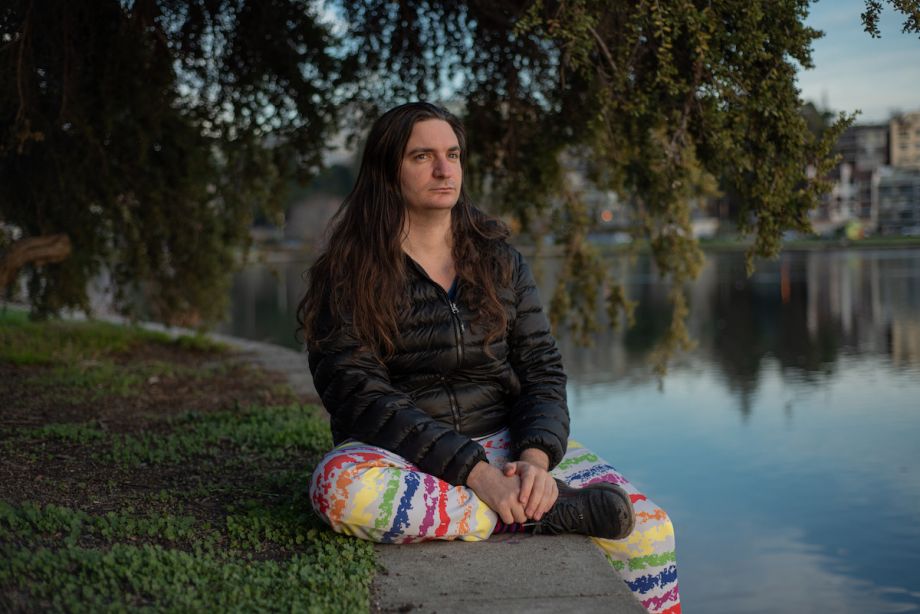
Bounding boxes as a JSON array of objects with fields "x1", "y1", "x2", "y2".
[{"x1": 503, "y1": 462, "x2": 518, "y2": 476}]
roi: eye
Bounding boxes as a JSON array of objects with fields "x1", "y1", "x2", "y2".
[
  {"x1": 448, "y1": 151, "x2": 461, "y2": 159},
  {"x1": 415, "y1": 152, "x2": 430, "y2": 161}
]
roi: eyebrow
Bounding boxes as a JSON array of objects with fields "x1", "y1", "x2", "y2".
[{"x1": 405, "y1": 146, "x2": 461, "y2": 156}]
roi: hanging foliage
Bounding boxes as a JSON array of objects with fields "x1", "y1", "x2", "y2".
[{"x1": 2, "y1": 0, "x2": 916, "y2": 363}]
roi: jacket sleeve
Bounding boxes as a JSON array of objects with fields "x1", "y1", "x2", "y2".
[
  {"x1": 308, "y1": 312, "x2": 488, "y2": 486},
  {"x1": 506, "y1": 249, "x2": 570, "y2": 469}
]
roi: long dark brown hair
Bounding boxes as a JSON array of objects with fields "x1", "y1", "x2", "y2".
[{"x1": 297, "y1": 102, "x2": 513, "y2": 355}]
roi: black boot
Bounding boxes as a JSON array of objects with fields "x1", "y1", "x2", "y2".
[{"x1": 533, "y1": 479, "x2": 635, "y2": 540}]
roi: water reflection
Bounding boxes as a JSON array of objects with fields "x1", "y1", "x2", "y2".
[
  {"x1": 550, "y1": 250, "x2": 920, "y2": 419},
  {"x1": 223, "y1": 249, "x2": 920, "y2": 379},
  {"x1": 226, "y1": 257, "x2": 311, "y2": 348},
  {"x1": 219, "y1": 248, "x2": 920, "y2": 613}
]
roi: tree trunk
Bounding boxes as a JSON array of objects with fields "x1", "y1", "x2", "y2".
[{"x1": 0, "y1": 234, "x2": 72, "y2": 289}]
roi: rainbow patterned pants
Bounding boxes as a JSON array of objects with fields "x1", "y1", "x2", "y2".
[{"x1": 309, "y1": 429, "x2": 680, "y2": 614}]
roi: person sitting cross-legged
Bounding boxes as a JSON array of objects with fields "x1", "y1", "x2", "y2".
[{"x1": 297, "y1": 102, "x2": 681, "y2": 614}]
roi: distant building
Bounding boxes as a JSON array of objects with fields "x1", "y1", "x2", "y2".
[
  {"x1": 832, "y1": 123, "x2": 889, "y2": 225},
  {"x1": 876, "y1": 167, "x2": 920, "y2": 235},
  {"x1": 826, "y1": 114, "x2": 920, "y2": 233},
  {"x1": 890, "y1": 112, "x2": 920, "y2": 170},
  {"x1": 837, "y1": 123, "x2": 889, "y2": 174}
]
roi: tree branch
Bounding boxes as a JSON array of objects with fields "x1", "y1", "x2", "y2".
[
  {"x1": 588, "y1": 24, "x2": 617, "y2": 75},
  {"x1": 0, "y1": 234, "x2": 72, "y2": 289}
]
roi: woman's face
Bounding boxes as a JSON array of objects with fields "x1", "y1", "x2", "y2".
[{"x1": 399, "y1": 119, "x2": 463, "y2": 216}]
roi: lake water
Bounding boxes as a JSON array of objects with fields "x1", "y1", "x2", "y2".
[{"x1": 218, "y1": 248, "x2": 920, "y2": 613}]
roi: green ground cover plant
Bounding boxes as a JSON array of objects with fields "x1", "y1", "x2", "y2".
[{"x1": 0, "y1": 309, "x2": 375, "y2": 612}]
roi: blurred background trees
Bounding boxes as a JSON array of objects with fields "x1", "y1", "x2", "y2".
[
  {"x1": 1, "y1": 0, "x2": 345, "y2": 324},
  {"x1": 2, "y1": 0, "x2": 918, "y2": 340}
]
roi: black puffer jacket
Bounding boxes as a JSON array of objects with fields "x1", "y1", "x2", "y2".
[{"x1": 308, "y1": 245, "x2": 569, "y2": 486}]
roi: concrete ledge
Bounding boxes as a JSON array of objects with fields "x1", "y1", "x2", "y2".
[{"x1": 372, "y1": 534, "x2": 646, "y2": 613}]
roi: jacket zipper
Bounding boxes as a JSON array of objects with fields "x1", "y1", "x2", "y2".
[
  {"x1": 442, "y1": 376, "x2": 461, "y2": 431},
  {"x1": 448, "y1": 299, "x2": 465, "y2": 367},
  {"x1": 405, "y1": 257, "x2": 465, "y2": 430},
  {"x1": 405, "y1": 257, "x2": 466, "y2": 368},
  {"x1": 444, "y1": 297, "x2": 464, "y2": 431}
]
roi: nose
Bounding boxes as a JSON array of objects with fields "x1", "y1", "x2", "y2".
[{"x1": 433, "y1": 155, "x2": 454, "y2": 178}]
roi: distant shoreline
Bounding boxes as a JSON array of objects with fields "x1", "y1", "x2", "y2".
[
  {"x1": 698, "y1": 236, "x2": 920, "y2": 253},
  {"x1": 244, "y1": 235, "x2": 920, "y2": 263}
]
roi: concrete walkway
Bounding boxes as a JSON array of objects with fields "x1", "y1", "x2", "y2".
[{"x1": 35, "y1": 308, "x2": 646, "y2": 614}]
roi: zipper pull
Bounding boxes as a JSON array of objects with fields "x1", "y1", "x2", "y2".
[{"x1": 449, "y1": 301, "x2": 465, "y2": 332}]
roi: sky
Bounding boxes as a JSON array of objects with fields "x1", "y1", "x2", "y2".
[{"x1": 797, "y1": 0, "x2": 920, "y2": 123}]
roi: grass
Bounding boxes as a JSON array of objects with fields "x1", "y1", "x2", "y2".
[
  {"x1": 0, "y1": 310, "x2": 225, "y2": 367},
  {"x1": 0, "y1": 309, "x2": 376, "y2": 613}
]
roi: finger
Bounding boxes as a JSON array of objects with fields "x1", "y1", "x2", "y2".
[
  {"x1": 535, "y1": 478, "x2": 558, "y2": 521},
  {"x1": 511, "y1": 502, "x2": 528, "y2": 524},
  {"x1": 537, "y1": 476, "x2": 559, "y2": 518},
  {"x1": 518, "y1": 469, "x2": 535, "y2": 506},
  {"x1": 503, "y1": 462, "x2": 517, "y2": 476},
  {"x1": 498, "y1": 505, "x2": 514, "y2": 525},
  {"x1": 525, "y1": 479, "x2": 545, "y2": 518}
]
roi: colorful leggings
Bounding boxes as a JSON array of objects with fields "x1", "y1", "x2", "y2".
[{"x1": 309, "y1": 429, "x2": 680, "y2": 614}]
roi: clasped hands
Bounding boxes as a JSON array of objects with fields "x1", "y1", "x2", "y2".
[{"x1": 466, "y1": 448, "x2": 558, "y2": 524}]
